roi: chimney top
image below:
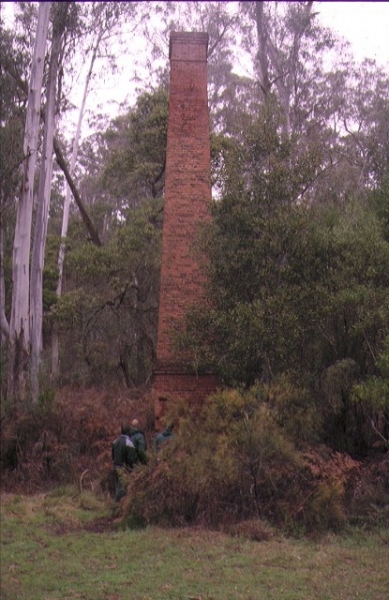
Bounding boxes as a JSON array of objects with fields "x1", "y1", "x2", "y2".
[{"x1": 169, "y1": 31, "x2": 209, "y2": 61}]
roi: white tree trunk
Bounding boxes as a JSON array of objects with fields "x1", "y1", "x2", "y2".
[
  {"x1": 0, "y1": 216, "x2": 10, "y2": 341},
  {"x1": 7, "y1": 2, "x2": 51, "y2": 403},
  {"x1": 31, "y1": 3, "x2": 67, "y2": 401}
]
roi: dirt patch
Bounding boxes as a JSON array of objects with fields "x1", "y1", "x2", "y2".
[
  {"x1": 82, "y1": 515, "x2": 119, "y2": 533},
  {"x1": 47, "y1": 515, "x2": 118, "y2": 535}
]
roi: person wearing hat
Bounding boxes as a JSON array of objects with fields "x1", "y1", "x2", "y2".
[{"x1": 129, "y1": 418, "x2": 148, "y2": 464}]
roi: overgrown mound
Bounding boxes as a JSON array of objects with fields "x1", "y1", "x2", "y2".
[{"x1": 121, "y1": 389, "x2": 388, "y2": 533}]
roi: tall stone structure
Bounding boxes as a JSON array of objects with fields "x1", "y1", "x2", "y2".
[{"x1": 153, "y1": 31, "x2": 219, "y2": 427}]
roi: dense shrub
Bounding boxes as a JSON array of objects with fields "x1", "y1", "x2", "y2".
[{"x1": 122, "y1": 389, "x2": 365, "y2": 532}]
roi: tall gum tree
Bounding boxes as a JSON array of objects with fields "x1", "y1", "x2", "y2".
[
  {"x1": 7, "y1": 2, "x2": 51, "y2": 404},
  {"x1": 30, "y1": 2, "x2": 70, "y2": 402}
]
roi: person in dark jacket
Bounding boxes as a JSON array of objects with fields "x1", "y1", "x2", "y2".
[
  {"x1": 129, "y1": 419, "x2": 148, "y2": 464},
  {"x1": 154, "y1": 423, "x2": 174, "y2": 453},
  {"x1": 112, "y1": 424, "x2": 137, "y2": 501}
]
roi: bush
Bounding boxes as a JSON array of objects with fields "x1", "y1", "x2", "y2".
[
  {"x1": 123, "y1": 389, "x2": 304, "y2": 528},
  {"x1": 121, "y1": 389, "x2": 375, "y2": 533}
]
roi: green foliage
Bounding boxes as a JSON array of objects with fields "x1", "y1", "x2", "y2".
[
  {"x1": 180, "y1": 101, "x2": 389, "y2": 453},
  {"x1": 121, "y1": 390, "x2": 388, "y2": 534},
  {"x1": 53, "y1": 198, "x2": 162, "y2": 386},
  {"x1": 37, "y1": 387, "x2": 56, "y2": 413},
  {"x1": 49, "y1": 88, "x2": 167, "y2": 388},
  {"x1": 351, "y1": 336, "x2": 389, "y2": 449},
  {"x1": 322, "y1": 359, "x2": 359, "y2": 417},
  {"x1": 101, "y1": 88, "x2": 168, "y2": 205},
  {"x1": 369, "y1": 176, "x2": 389, "y2": 257},
  {"x1": 123, "y1": 390, "x2": 324, "y2": 529},
  {"x1": 256, "y1": 374, "x2": 320, "y2": 442},
  {"x1": 42, "y1": 234, "x2": 61, "y2": 313},
  {"x1": 0, "y1": 23, "x2": 28, "y2": 206}
]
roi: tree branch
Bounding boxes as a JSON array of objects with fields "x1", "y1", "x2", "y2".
[
  {"x1": 370, "y1": 418, "x2": 389, "y2": 448},
  {"x1": 53, "y1": 137, "x2": 102, "y2": 247}
]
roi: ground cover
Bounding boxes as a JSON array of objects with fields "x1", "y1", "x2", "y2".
[{"x1": 0, "y1": 488, "x2": 388, "y2": 600}]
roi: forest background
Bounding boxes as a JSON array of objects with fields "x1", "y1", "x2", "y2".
[{"x1": 0, "y1": 1, "x2": 388, "y2": 532}]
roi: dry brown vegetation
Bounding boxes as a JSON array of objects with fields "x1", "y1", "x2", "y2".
[
  {"x1": 1, "y1": 386, "x2": 388, "y2": 535},
  {"x1": 0, "y1": 385, "x2": 155, "y2": 494}
]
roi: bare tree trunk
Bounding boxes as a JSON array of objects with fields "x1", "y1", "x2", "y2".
[
  {"x1": 255, "y1": 1, "x2": 314, "y2": 137},
  {"x1": 7, "y1": 2, "x2": 51, "y2": 404},
  {"x1": 255, "y1": 2, "x2": 271, "y2": 98},
  {"x1": 0, "y1": 211, "x2": 8, "y2": 397},
  {"x1": 0, "y1": 213, "x2": 9, "y2": 340},
  {"x1": 30, "y1": 3, "x2": 69, "y2": 402}
]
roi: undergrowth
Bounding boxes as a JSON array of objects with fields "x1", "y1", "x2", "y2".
[
  {"x1": 121, "y1": 390, "x2": 389, "y2": 534},
  {"x1": 0, "y1": 385, "x2": 155, "y2": 493},
  {"x1": 1, "y1": 385, "x2": 388, "y2": 535}
]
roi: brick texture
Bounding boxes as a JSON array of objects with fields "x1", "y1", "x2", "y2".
[{"x1": 153, "y1": 32, "x2": 219, "y2": 427}]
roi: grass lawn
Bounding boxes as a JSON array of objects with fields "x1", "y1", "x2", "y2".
[{"x1": 1, "y1": 488, "x2": 388, "y2": 600}]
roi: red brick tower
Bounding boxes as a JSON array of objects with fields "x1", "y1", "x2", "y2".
[{"x1": 153, "y1": 31, "x2": 219, "y2": 427}]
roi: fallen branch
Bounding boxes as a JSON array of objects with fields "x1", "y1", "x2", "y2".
[{"x1": 53, "y1": 138, "x2": 102, "y2": 247}]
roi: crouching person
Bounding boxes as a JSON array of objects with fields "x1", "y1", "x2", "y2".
[{"x1": 112, "y1": 424, "x2": 137, "y2": 502}]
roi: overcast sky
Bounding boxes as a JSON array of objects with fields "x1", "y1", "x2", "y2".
[
  {"x1": 3, "y1": 2, "x2": 388, "y2": 136},
  {"x1": 3, "y1": 1, "x2": 388, "y2": 66},
  {"x1": 94, "y1": 1, "x2": 389, "y2": 117},
  {"x1": 317, "y1": 1, "x2": 389, "y2": 66}
]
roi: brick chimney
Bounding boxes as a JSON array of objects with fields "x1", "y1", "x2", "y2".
[{"x1": 153, "y1": 31, "x2": 219, "y2": 428}]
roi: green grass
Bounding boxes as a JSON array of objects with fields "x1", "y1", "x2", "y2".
[{"x1": 1, "y1": 489, "x2": 388, "y2": 600}]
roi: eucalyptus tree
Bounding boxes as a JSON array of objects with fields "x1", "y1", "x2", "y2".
[
  {"x1": 54, "y1": 0, "x2": 150, "y2": 279},
  {"x1": 248, "y1": 3, "x2": 389, "y2": 205},
  {"x1": 29, "y1": 2, "x2": 71, "y2": 402},
  {"x1": 0, "y1": 24, "x2": 30, "y2": 349},
  {"x1": 7, "y1": 2, "x2": 51, "y2": 404},
  {"x1": 339, "y1": 61, "x2": 389, "y2": 191},
  {"x1": 2, "y1": 2, "x2": 158, "y2": 397},
  {"x1": 237, "y1": 2, "x2": 340, "y2": 133},
  {"x1": 0, "y1": 6, "x2": 40, "y2": 399},
  {"x1": 3, "y1": 2, "x2": 93, "y2": 401}
]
